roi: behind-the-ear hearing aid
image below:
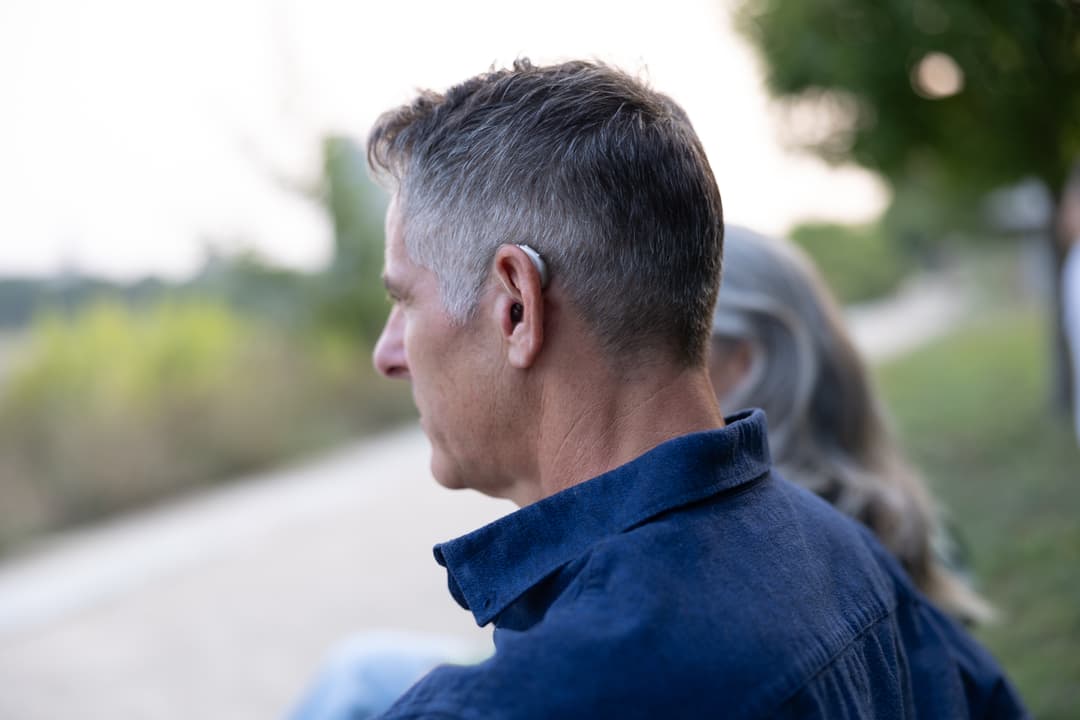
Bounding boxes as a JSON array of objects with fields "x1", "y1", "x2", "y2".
[
  {"x1": 511, "y1": 244, "x2": 549, "y2": 325},
  {"x1": 516, "y1": 244, "x2": 549, "y2": 289}
]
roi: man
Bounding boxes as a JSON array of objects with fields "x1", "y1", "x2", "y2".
[{"x1": 367, "y1": 60, "x2": 1025, "y2": 719}]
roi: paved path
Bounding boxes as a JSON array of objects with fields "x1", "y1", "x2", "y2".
[
  {"x1": 0, "y1": 272, "x2": 968, "y2": 720},
  {"x1": 846, "y1": 269, "x2": 970, "y2": 364},
  {"x1": 0, "y1": 430, "x2": 513, "y2": 719}
]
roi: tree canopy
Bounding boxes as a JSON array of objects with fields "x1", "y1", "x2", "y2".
[
  {"x1": 736, "y1": 0, "x2": 1080, "y2": 411},
  {"x1": 736, "y1": 0, "x2": 1080, "y2": 212}
]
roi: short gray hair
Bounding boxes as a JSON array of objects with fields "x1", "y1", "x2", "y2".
[
  {"x1": 713, "y1": 226, "x2": 993, "y2": 623},
  {"x1": 367, "y1": 59, "x2": 724, "y2": 366}
]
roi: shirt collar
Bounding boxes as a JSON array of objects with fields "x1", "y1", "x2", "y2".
[{"x1": 433, "y1": 409, "x2": 772, "y2": 626}]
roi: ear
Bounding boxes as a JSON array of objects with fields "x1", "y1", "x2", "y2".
[
  {"x1": 491, "y1": 244, "x2": 546, "y2": 369},
  {"x1": 709, "y1": 337, "x2": 756, "y2": 403}
]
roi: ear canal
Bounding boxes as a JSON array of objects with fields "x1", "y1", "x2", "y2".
[{"x1": 510, "y1": 303, "x2": 524, "y2": 325}]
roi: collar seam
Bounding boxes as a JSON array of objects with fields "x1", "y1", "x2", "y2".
[
  {"x1": 441, "y1": 411, "x2": 771, "y2": 625},
  {"x1": 623, "y1": 466, "x2": 772, "y2": 533},
  {"x1": 476, "y1": 468, "x2": 773, "y2": 625}
]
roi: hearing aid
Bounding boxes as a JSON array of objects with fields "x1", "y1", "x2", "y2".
[{"x1": 516, "y1": 244, "x2": 549, "y2": 289}]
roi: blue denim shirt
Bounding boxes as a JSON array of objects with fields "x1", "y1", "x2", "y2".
[{"x1": 378, "y1": 410, "x2": 1026, "y2": 719}]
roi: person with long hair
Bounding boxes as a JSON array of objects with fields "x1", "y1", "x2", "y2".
[{"x1": 710, "y1": 226, "x2": 991, "y2": 623}]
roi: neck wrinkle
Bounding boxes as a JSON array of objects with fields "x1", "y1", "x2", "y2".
[{"x1": 520, "y1": 365, "x2": 725, "y2": 506}]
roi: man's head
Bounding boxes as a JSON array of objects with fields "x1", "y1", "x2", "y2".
[
  {"x1": 369, "y1": 59, "x2": 724, "y2": 366},
  {"x1": 371, "y1": 60, "x2": 725, "y2": 500}
]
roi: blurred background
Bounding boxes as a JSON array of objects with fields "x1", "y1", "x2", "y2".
[{"x1": 0, "y1": 0, "x2": 1077, "y2": 718}]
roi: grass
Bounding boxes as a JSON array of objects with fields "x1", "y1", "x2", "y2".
[
  {"x1": 876, "y1": 305, "x2": 1080, "y2": 719},
  {"x1": 0, "y1": 330, "x2": 27, "y2": 383}
]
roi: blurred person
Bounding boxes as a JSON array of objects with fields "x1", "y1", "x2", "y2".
[
  {"x1": 300, "y1": 59, "x2": 1025, "y2": 719},
  {"x1": 711, "y1": 226, "x2": 993, "y2": 623},
  {"x1": 288, "y1": 632, "x2": 481, "y2": 720},
  {"x1": 1061, "y1": 167, "x2": 1080, "y2": 445}
]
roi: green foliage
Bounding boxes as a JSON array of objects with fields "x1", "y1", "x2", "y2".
[
  {"x1": 789, "y1": 221, "x2": 911, "y2": 302},
  {"x1": 0, "y1": 299, "x2": 414, "y2": 553},
  {"x1": 191, "y1": 249, "x2": 313, "y2": 329},
  {"x1": 736, "y1": 0, "x2": 1080, "y2": 412},
  {"x1": 1, "y1": 136, "x2": 393, "y2": 345},
  {"x1": 736, "y1": 0, "x2": 1080, "y2": 198},
  {"x1": 5, "y1": 300, "x2": 246, "y2": 414},
  {"x1": 877, "y1": 307, "x2": 1080, "y2": 718},
  {"x1": 881, "y1": 176, "x2": 987, "y2": 262},
  {"x1": 316, "y1": 136, "x2": 392, "y2": 347},
  {"x1": 0, "y1": 134, "x2": 408, "y2": 553},
  {"x1": 0, "y1": 275, "x2": 174, "y2": 330}
]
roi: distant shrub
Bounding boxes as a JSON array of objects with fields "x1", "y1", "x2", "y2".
[
  {"x1": 0, "y1": 136, "x2": 411, "y2": 554},
  {"x1": 789, "y1": 222, "x2": 913, "y2": 304},
  {"x1": 0, "y1": 299, "x2": 413, "y2": 552}
]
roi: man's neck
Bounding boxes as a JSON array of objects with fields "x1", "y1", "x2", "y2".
[{"x1": 507, "y1": 360, "x2": 725, "y2": 507}]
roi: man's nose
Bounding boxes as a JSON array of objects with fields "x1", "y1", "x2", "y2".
[{"x1": 373, "y1": 307, "x2": 409, "y2": 379}]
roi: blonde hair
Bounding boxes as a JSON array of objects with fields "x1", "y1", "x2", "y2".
[{"x1": 713, "y1": 226, "x2": 993, "y2": 623}]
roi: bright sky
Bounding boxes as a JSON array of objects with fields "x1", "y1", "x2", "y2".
[{"x1": 0, "y1": 0, "x2": 887, "y2": 280}]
